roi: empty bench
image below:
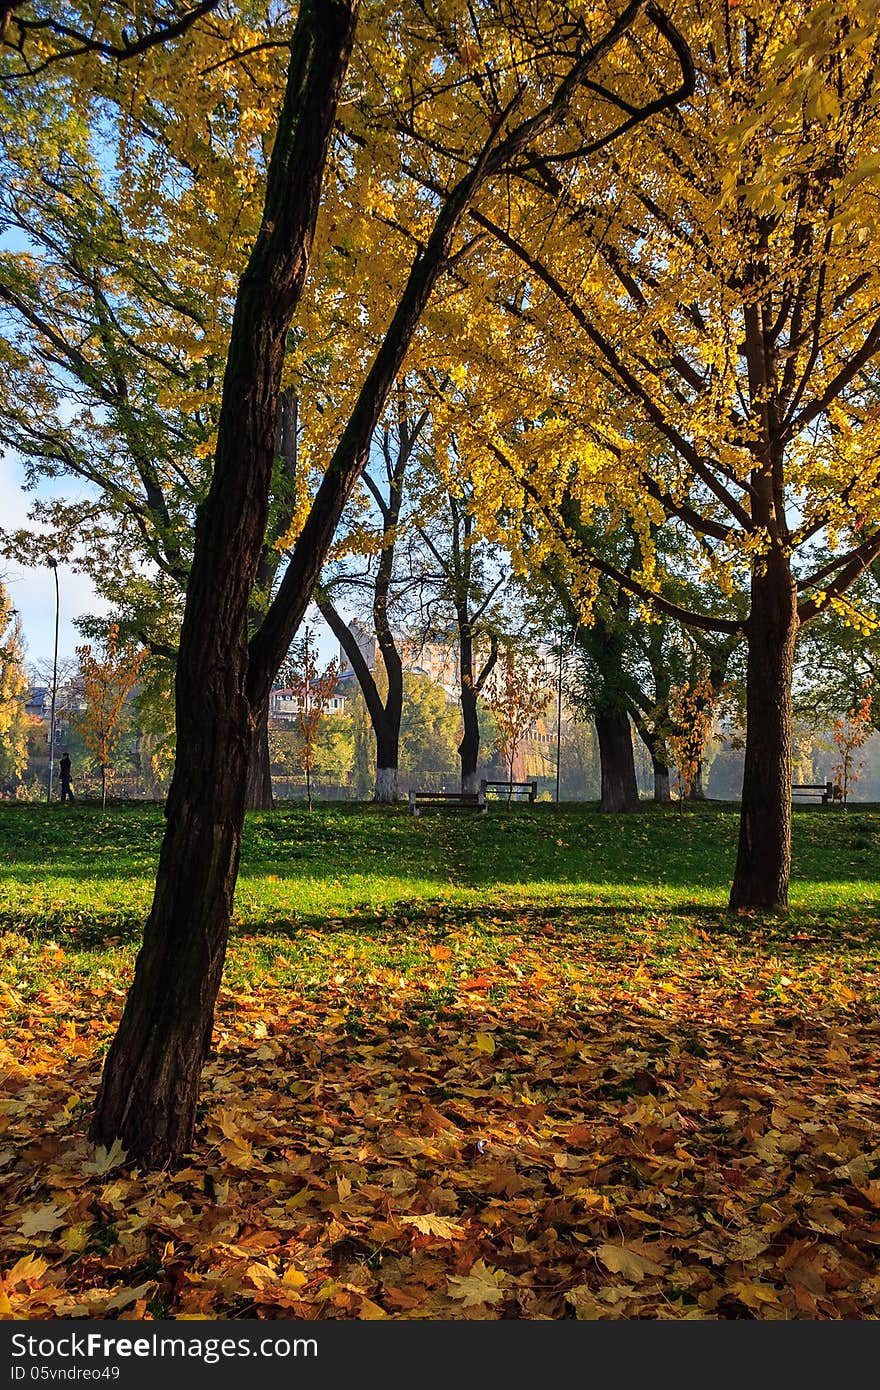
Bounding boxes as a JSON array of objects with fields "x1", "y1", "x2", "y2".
[
  {"x1": 480, "y1": 779, "x2": 538, "y2": 803},
  {"x1": 409, "y1": 789, "x2": 487, "y2": 816},
  {"x1": 792, "y1": 781, "x2": 835, "y2": 804}
]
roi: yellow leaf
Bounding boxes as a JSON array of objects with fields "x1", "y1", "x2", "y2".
[
  {"x1": 83, "y1": 1138, "x2": 128, "y2": 1175},
  {"x1": 565, "y1": 1285, "x2": 605, "y2": 1319},
  {"x1": 359, "y1": 1298, "x2": 388, "y2": 1319},
  {"x1": 596, "y1": 1243, "x2": 663, "y2": 1282},
  {"x1": 474, "y1": 1032, "x2": 496, "y2": 1056},
  {"x1": 7, "y1": 1253, "x2": 50, "y2": 1285},
  {"x1": 282, "y1": 1266, "x2": 308, "y2": 1289},
  {"x1": 245, "y1": 1263, "x2": 277, "y2": 1289},
  {"x1": 448, "y1": 1259, "x2": 506, "y2": 1306},
  {"x1": 730, "y1": 1281, "x2": 780, "y2": 1309},
  {"x1": 19, "y1": 1204, "x2": 67, "y2": 1237},
  {"x1": 401, "y1": 1213, "x2": 465, "y2": 1239},
  {"x1": 103, "y1": 1282, "x2": 155, "y2": 1313},
  {"x1": 59, "y1": 1224, "x2": 91, "y2": 1254}
]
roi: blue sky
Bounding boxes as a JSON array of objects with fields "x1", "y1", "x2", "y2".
[
  {"x1": 3, "y1": 448, "x2": 339, "y2": 674},
  {"x1": 1, "y1": 451, "x2": 110, "y2": 671}
]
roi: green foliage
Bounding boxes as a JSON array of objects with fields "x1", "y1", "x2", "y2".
[{"x1": 399, "y1": 672, "x2": 461, "y2": 789}]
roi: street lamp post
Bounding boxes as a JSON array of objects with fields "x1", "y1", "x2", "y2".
[{"x1": 47, "y1": 558, "x2": 59, "y2": 804}]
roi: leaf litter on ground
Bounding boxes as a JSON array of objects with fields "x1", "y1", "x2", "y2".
[{"x1": 1, "y1": 901, "x2": 879, "y2": 1320}]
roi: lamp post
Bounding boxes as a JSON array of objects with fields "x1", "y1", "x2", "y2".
[{"x1": 47, "y1": 558, "x2": 59, "y2": 803}]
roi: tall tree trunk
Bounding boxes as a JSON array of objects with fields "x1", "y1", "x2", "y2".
[
  {"x1": 685, "y1": 759, "x2": 706, "y2": 801},
  {"x1": 90, "y1": 2, "x2": 358, "y2": 1166},
  {"x1": 729, "y1": 553, "x2": 798, "y2": 910},
  {"x1": 459, "y1": 678, "x2": 480, "y2": 795},
  {"x1": 91, "y1": 701, "x2": 252, "y2": 1163},
  {"x1": 652, "y1": 757, "x2": 671, "y2": 803},
  {"x1": 374, "y1": 724, "x2": 399, "y2": 803},
  {"x1": 245, "y1": 708, "x2": 274, "y2": 810},
  {"x1": 631, "y1": 709, "x2": 672, "y2": 805},
  {"x1": 316, "y1": 593, "x2": 401, "y2": 804},
  {"x1": 101, "y1": 765, "x2": 107, "y2": 811},
  {"x1": 595, "y1": 708, "x2": 640, "y2": 812}
]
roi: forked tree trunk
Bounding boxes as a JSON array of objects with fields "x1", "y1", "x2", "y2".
[
  {"x1": 729, "y1": 553, "x2": 798, "y2": 910},
  {"x1": 91, "y1": 0, "x2": 669, "y2": 1168},
  {"x1": 633, "y1": 714, "x2": 671, "y2": 805},
  {"x1": 314, "y1": 594, "x2": 401, "y2": 805},
  {"x1": 596, "y1": 709, "x2": 640, "y2": 812},
  {"x1": 245, "y1": 710, "x2": 274, "y2": 811}
]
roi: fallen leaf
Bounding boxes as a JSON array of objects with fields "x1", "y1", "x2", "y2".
[
  {"x1": 448, "y1": 1260, "x2": 507, "y2": 1306},
  {"x1": 401, "y1": 1213, "x2": 465, "y2": 1239},
  {"x1": 596, "y1": 1243, "x2": 664, "y2": 1283}
]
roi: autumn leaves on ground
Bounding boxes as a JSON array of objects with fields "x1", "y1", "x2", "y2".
[{"x1": 1, "y1": 802, "x2": 879, "y2": 1320}]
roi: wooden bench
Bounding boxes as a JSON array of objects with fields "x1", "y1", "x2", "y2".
[
  {"x1": 792, "y1": 781, "x2": 835, "y2": 804},
  {"x1": 409, "y1": 789, "x2": 486, "y2": 816},
  {"x1": 480, "y1": 779, "x2": 538, "y2": 803}
]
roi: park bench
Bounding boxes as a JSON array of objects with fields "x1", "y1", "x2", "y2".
[
  {"x1": 409, "y1": 789, "x2": 487, "y2": 816},
  {"x1": 480, "y1": 779, "x2": 538, "y2": 803},
  {"x1": 792, "y1": 780, "x2": 835, "y2": 804}
]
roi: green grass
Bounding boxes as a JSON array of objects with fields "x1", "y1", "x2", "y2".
[{"x1": 1, "y1": 800, "x2": 878, "y2": 1002}]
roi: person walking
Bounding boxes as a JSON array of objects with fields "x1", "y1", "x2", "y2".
[{"x1": 59, "y1": 750, "x2": 75, "y2": 803}]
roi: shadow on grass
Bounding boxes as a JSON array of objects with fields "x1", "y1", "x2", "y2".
[
  {"x1": 7, "y1": 896, "x2": 880, "y2": 957},
  {"x1": 2, "y1": 802, "x2": 877, "y2": 897}
]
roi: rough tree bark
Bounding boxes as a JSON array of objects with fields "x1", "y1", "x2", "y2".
[
  {"x1": 630, "y1": 708, "x2": 672, "y2": 804},
  {"x1": 685, "y1": 760, "x2": 706, "y2": 800},
  {"x1": 595, "y1": 707, "x2": 640, "y2": 812},
  {"x1": 245, "y1": 390, "x2": 300, "y2": 811},
  {"x1": 245, "y1": 712, "x2": 273, "y2": 811},
  {"x1": 729, "y1": 550, "x2": 798, "y2": 909},
  {"x1": 91, "y1": 0, "x2": 359, "y2": 1165}
]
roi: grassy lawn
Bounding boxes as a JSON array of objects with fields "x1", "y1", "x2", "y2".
[{"x1": 1, "y1": 801, "x2": 879, "y2": 1319}]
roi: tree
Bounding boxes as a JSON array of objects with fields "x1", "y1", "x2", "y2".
[
  {"x1": 315, "y1": 393, "x2": 426, "y2": 801},
  {"x1": 831, "y1": 692, "x2": 874, "y2": 805},
  {"x1": 76, "y1": 624, "x2": 144, "y2": 809},
  {"x1": 668, "y1": 670, "x2": 721, "y2": 809},
  {"x1": 441, "y1": 1, "x2": 880, "y2": 907},
  {"x1": 412, "y1": 481, "x2": 504, "y2": 793},
  {"x1": 0, "y1": 581, "x2": 28, "y2": 787},
  {"x1": 88, "y1": 1, "x2": 695, "y2": 1166},
  {"x1": 398, "y1": 671, "x2": 461, "y2": 789},
  {"x1": 565, "y1": 593, "x2": 641, "y2": 813},
  {"x1": 1, "y1": 10, "x2": 305, "y2": 813},
  {"x1": 484, "y1": 647, "x2": 550, "y2": 800},
  {"x1": 282, "y1": 630, "x2": 338, "y2": 810},
  {"x1": 793, "y1": 560, "x2": 880, "y2": 735}
]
